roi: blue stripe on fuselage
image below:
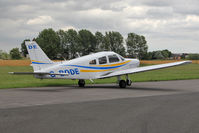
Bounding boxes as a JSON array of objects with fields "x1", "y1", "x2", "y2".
[
  {"x1": 64, "y1": 64, "x2": 127, "y2": 70},
  {"x1": 32, "y1": 61, "x2": 129, "y2": 69}
]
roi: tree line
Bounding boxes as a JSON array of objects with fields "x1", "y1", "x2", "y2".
[
  {"x1": 1, "y1": 28, "x2": 198, "y2": 60},
  {"x1": 21, "y1": 28, "x2": 148, "y2": 60},
  {"x1": 0, "y1": 48, "x2": 22, "y2": 60}
]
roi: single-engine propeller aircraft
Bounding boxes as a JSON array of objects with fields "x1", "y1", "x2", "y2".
[{"x1": 9, "y1": 41, "x2": 191, "y2": 88}]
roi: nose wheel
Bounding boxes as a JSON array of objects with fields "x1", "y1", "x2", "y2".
[
  {"x1": 78, "y1": 79, "x2": 85, "y2": 87},
  {"x1": 126, "y1": 79, "x2": 132, "y2": 86}
]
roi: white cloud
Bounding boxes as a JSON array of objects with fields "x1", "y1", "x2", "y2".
[
  {"x1": 27, "y1": 16, "x2": 53, "y2": 25},
  {"x1": 128, "y1": 18, "x2": 166, "y2": 30},
  {"x1": 124, "y1": 6, "x2": 149, "y2": 17},
  {"x1": 61, "y1": 26, "x2": 77, "y2": 31},
  {"x1": 79, "y1": 8, "x2": 117, "y2": 18},
  {"x1": 15, "y1": 4, "x2": 33, "y2": 12},
  {"x1": 186, "y1": 15, "x2": 199, "y2": 22}
]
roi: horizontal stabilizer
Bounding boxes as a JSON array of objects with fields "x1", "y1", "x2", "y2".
[{"x1": 8, "y1": 72, "x2": 68, "y2": 76}]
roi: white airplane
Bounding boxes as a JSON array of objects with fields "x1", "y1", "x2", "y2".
[{"x1": 10, "y1": 41, "x2": 191, "y2": 88}]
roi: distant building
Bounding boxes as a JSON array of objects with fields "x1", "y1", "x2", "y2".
[
  {"x1": 172, "y1": 53, "x2": 190, "y2": 60},
  {"x1": 172, "y1": 53, "x2": 182, "y2": 60}
]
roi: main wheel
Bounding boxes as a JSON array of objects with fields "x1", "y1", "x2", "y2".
[
  {"x1": 126, "y1": 79, "x2": 132, "y2": 86},
  {"x1": 78, "y1": 79, "x2": 85, "y2": 87},
  {"x1": 119, "y1": 80, "x2": 126, "y2": 88}
]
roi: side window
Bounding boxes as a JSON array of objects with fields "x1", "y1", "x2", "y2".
[
  {"x1": 89, "y1": 59, "x2": 96, "y2": 65},
  {"x1": 98, "y1": 56, "x2": 107, "y2": 64},
  {"x1": 108, "y1": 54, "x2": 120, "y2": 63}
]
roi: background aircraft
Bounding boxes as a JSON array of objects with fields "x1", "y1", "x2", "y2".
[{"x1": 10, "y1": 41, "x2": 191, "y2": 88}]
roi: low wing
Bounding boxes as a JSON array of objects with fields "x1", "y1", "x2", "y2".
[
  {"x1": 8, "y1": 72, "x2": 68, "y2": 76},
  {"x1": 100, "y1": 61, "x2": 192, "y2": 78}
]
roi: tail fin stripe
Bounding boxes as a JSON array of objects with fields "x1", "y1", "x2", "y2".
[{"x1": 32, "y1": 62, "x2": 53, "y2": 64}]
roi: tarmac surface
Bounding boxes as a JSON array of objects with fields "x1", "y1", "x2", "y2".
[{"x1": 0, "y1": 79, "x2": 199, "y2": 133}]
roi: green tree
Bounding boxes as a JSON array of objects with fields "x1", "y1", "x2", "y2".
[
  {"x1": 137, "y1": 36, "x2": 148, "y2": 59},
  {"x1": 21, "y1": 39, "x2": 30, "y2": 57},
  {"x1": 0, "y1": 50, "x2": 3, "y2": 59},
  {"x1": 56, "y1": 29, "x2": 68, "y2": 59},
  {"x1": 10, "y1": 48, "x2": 21, "y2": 59},
  {"x1": 153, "y1": 51, "x2": 164, "y2": 59},
  {"x1": 126, "y1": 33, "x2": 138, "y2": 58},
  {"x1": 144, "y1": 52, "x2": 153, "y2": 60},
  {"x1": 35, "y1": 28, "x2": 60, "y2": 59},
  {"x1": 1, "y1": 51, "x2": 10, "y2": 59},
  {"x1": 78, "y1": 29, "x2": 96, "y2": 56},
  {"x1": 95, "y1": 31, "x2": 105, "y2": 51},
  {"x1": 104, "y1": 31, "x2": 126, "y2": 56},
  {"x1": 66, "y1": 29, "x2": 79, "y2": 59},
  {"x1": 126, "y1": 33, "x2": 148, "y2": 59},
  {"x1": 143, "y1": 50, "x2": 173, "y2": 60},
  {"x1": 161, "y1": 49, "x2": 172, "y2": 59}
]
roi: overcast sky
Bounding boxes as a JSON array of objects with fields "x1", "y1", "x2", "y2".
[{"x1": 0, "y1": 0, "x2": 199, "y2": 53}]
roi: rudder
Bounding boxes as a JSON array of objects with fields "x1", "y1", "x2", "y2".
[{"x1": 25, "y1": 41, "x2": 54, "y2": 71}]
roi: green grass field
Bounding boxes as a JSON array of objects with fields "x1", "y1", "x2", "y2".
[{"x1": 0, "y1": 64, "x2": 199, "y2": 89}]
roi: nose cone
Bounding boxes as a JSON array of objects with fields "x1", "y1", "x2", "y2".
[{"x1": 126, "y1": 58, "x2": 140, "y2": 67}]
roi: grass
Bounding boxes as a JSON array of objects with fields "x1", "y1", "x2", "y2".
[{"x1": 0, "y1": 64, "x2": 199, "y2": 89}]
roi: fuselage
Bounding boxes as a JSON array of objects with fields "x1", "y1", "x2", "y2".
[{"x1": 34, "y1": 51, "x2": 140, "y2": 79}]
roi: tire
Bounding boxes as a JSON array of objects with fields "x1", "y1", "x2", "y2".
[
  {"x1": 119, "y1": 80, "x2": 126, "y2": 88},
  {"x1": 126, "y1": 79, "x2": 132, "y2": 86},
  {"x1": 78, "y1": 80, "x2": 85, "y2": 87}
]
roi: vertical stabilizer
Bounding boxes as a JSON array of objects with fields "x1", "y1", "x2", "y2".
[{"x1": 25, "y1": 41, "x2": 54, "y2": 71}]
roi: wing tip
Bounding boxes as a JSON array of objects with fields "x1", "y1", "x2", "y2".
[
  {"x1": 8, "y1": 72, "x2": 14, "y2": 74},
  {"x1": 184, "y1": 60, "x2": 192, "y2": 64}
]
